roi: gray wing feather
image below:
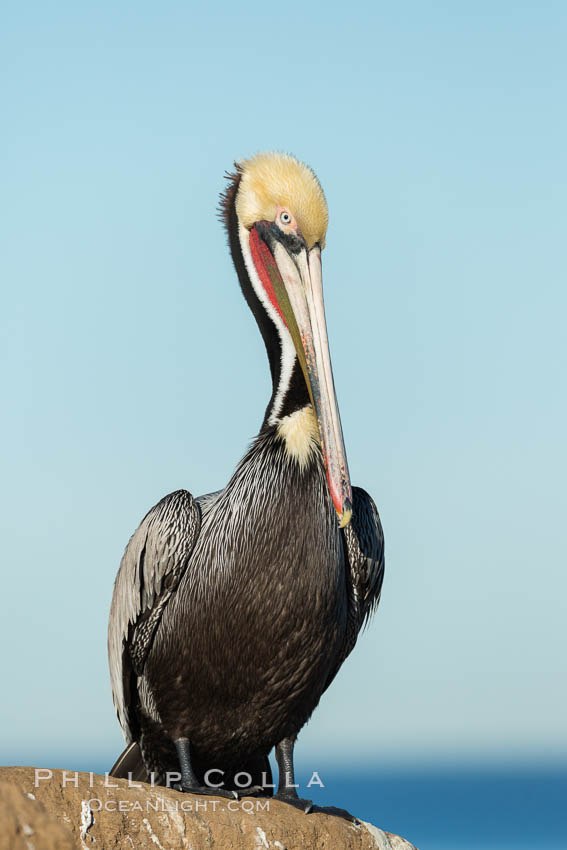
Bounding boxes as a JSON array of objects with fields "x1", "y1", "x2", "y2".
[{"x1": 108, "y1": 489, "x2": 201, "y2": 741}]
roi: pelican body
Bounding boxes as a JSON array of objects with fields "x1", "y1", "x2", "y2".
[{"x1": 108, "y1": 153, "x2": 384, "y2": 800}]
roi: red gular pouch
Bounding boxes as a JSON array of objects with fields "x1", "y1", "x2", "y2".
[{"x1": 249, "y1": 225, "x2": 289, "y2": 329}]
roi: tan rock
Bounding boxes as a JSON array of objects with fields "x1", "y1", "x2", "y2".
[
  {"x1": 0, "y1": 780, "x2": 74, "y2": 850},
  {"x1": 0, "y1": 767, "x2": 418, "y2": 850}
]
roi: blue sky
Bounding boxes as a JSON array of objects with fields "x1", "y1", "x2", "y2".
[{"x1": 1, "y1": 1, "x2": 566, "y2": 771}]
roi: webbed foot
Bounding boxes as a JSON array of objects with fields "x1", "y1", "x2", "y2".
[
  {"x1": 238, "y1": 784, "x2": 267, "y2": 798},
  {"x1": 186, "y1": 785, "x2": 239, "y2": 800}
]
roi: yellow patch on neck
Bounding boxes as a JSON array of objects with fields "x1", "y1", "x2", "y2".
[
  {"x1": 236, "y1": 152, "x2": 328, "y2": 249},
  {"x1": 277, "y1": 405, "x2": 320, "y2": 469}
]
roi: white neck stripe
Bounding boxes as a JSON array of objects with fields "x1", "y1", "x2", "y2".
[{"x1": 238, "y1": 224, "x2": 296, "y2": 425}]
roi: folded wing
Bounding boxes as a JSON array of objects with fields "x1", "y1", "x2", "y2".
[
  {"x1": 326, "y1": 485, "x2": 385, "y2": 689},
  {"x1": 108, "y1": 489, "x2": 201, "y2": 741}
]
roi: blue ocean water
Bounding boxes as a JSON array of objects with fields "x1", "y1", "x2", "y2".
[
  {"x1": 63, "y1": 759, "x2": 567, "y2": 849},
  {"x1": 303, "y1": 765, "x2": 566, "y2": 850}
]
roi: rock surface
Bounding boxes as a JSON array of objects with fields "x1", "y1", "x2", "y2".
[{"x1": 0, "y1": 767, "x2": 418, "y2": 850}]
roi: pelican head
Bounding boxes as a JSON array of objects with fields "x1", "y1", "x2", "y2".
[{"x1": 224, "y1": 152, "x2": 352, "y2": 529}]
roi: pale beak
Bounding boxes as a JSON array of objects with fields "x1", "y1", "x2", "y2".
[{"x1": 269, "y1": 237, "x2": 353, "y2": 528}]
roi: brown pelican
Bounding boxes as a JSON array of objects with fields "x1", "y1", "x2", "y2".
[{"x1": 108, "y1": 152, "x2": 384, "y2": 807}]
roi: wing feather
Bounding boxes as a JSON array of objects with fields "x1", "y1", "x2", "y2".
[
  {"x1": 108, "y1": 489, "x2": 201, "y2": 741},
  {"x1": 346, "y1": 485, "x2": 385, "y2": 626},
  {"x1": 326, "y1": 485, "x2": 385, "y2": 689}
]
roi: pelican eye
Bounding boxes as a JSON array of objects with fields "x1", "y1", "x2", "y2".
[{"x1": 280, "y1": 211, "x2": 292, "y2": 225}]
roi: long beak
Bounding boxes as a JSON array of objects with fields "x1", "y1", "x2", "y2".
[{"x1": 250, "y1": 225, "x2": 353, "y2": 528}]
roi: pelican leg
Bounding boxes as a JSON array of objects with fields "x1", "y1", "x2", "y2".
[
  {"x1": 174, "y1": 738, "x2": 238, "y2": 799},
  {"x1": 274, "y1": 736, "x2": 313, "y2": 814}
]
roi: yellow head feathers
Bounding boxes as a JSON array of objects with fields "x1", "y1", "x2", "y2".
[{"x1": 235, "y1": 152, "x2": 328, "y2": 250}]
